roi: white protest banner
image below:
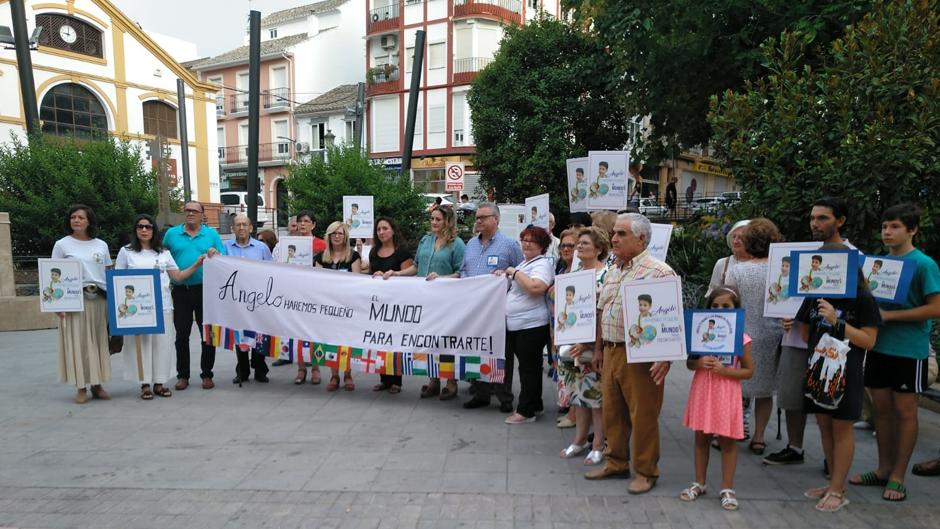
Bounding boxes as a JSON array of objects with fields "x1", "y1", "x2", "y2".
[
  {"x1": 525, "y1": 193, "x2": 550, "y2": 231},
  {"x1": 622, "y1": 276, "x2": 686, "y2": 363},
  {"x1": 587, "y1": 150, "x2": 629, "y2": 210},
  {"x1": 763, "y1": 242, "x2": 821, "y2": 318},
  {"x1": 203, "y1": 256, "x2": 506, "y2": 356},
  {"x1": 274, "y1": 236, "x2": 314, "y2": 267},
  {"x1": 343, "y1": 195, "x2": 374, "y2": 239},
  {"x1": 445, "y1": 162, "x2": 465, "y2": 192},
  {"x1": 648, "y1": 223, "x2": 673, "y2": 262},
  {"x1": 554, "y1": 269, "x2": 597, "y2": 346},
  {"x1": 38, "y1": 258, "x2": 84, "y2": 312},
  {"x1": 566, "y1": 157, "x2": 589, "y2": 212}
]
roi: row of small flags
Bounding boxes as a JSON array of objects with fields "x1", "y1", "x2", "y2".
[{"x1": 203, "y1": 324, "x2": 505, "y2": 383}]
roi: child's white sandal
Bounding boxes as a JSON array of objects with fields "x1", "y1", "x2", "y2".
[
  {"x1": 680, "y1": 482, "x2": 706, "y2": 501},
  {"x1": 720, "y1": 489, "x2": 739, "y2": 511}
]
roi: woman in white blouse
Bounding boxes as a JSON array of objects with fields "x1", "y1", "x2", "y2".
[
  {"x1": 499, "y1": 226, "x2": 555, "y2": 424},
  {"x1": 115, "y1": 214, "x2": 203, "y2": 400},
  {"x1": 52, "y1": 205, "x2": 113, "y2": 404}
]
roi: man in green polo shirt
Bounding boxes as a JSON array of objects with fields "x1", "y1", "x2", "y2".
[
  {"x1": 163, "y1": 201, "x2": 225, "y2": 390},
  {"x1": 849, "y1": 204, "x2": 940, "y2": 501}
]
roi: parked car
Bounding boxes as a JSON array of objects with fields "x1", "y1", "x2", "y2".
[
  {"x1": 220, "y1": 191, "x2": 273, "y2": 228},
  {"x1": 689, "y1": 196, "x2": 725, "y2": 213},
  {"x1": 638, "y1": 198, "x2": 668, "y2": 217},
  {"x1": 721, "y1": 191, "x2": 744, "y2": 203}
]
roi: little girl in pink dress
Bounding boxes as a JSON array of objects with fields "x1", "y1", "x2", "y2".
[{"x1": 681, "y1": 286, "x2": 754, "y2": 511}]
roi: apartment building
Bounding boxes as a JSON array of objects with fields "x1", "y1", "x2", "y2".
[
  {"x1": 365, "y1": 0, "x2": 560, "y2": 194},
  {"x1": 188, "y1": 0, "x2": 365, "y2": 223}
]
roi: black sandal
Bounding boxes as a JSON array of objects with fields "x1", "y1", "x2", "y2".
[
  {"x1": 153, "y1": 385, "x2": 172, "y2": 398},
  {"x1": 141, "y1": 385, "x2": 154, "y2": 400},
  {"x1": 748, "y1": 441, "x2": 766, "y2": 455}
]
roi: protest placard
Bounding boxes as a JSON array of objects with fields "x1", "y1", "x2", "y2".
[
  {"x1": 106, "y1": 269, "x2": 164, "y2": 335},
  {"x1": 554, "y1": 269, "x2": 597, "y2": 346},
  {"x1": 787, "y1": 249, "x2": 860, "y2": 299},
  {"x1": 38, "y1": 258, "x2": 84, "y2": 313},
  {"x1": 622, "y1": 276, "x2": 686, "y2": 363},
  {"x1": 343, "y1": 195, "x2": 374, "y2": 239}
]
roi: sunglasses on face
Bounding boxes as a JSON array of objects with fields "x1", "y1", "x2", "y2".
[{"x1": 136, "y1": 224, "x2": 154, "y2": 230}]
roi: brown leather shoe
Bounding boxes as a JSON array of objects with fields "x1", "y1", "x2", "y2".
[
  {"x1": 202, "y1": 377, "x2": 215, "y2": 389},
  {"x1": 584, "y1": 466, "x2": 630, "y2": 480},
  {"x1": 174, "y1": 378, "x2": 189, "y2": 391}
]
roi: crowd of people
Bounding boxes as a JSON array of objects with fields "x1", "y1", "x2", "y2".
[{"x1": 50, "y1": 196, "x2": 940, "y2": 513}]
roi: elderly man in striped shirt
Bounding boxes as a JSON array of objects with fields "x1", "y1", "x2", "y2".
[{"x1": 577, "y1": 213, "x2": 675, "y2": 494}]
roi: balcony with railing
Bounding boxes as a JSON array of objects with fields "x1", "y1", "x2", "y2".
[
  {"x1": 366, "y1": 64, "x2": 400, "y2": 96},
  {"x1": 368, "y1": 3, "x2": 400, "y2": 35},
  {"x1": 225, "y1": 91, "x2": 292, "y2": 114},
  {"x1": 264, "y1": 88, "x2": 291, "y2": 110},
  {"x1": 218, "y1": 142, "x2": 293, "y2": 165},
  {"x1": 215, "y1": 95, "x2": 225, "y2": 117},
  {"x1": 454, "y1": 0, "x2": 522, "y2": 24},
  {"x1": 453, "y1": 56, "x2": 493, "y2": 84}
]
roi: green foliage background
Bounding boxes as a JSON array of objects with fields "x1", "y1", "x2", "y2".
[
  {"x1": 284, "y1": 145, "x2": 427, "y2": 245},
  {"x1": 0, "y1": 136, "x2": 161, "y2": 255},
  {"x1": 467, "y1": 15, "x2": 631, "y2": 224},
  {"x1": 709, "y1": 0, "x2": 940, "y2": 255}
]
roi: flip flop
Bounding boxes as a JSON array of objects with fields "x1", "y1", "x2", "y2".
[
  {"x1": 849, "y1": 471, "x2": 888, "y2": 487},
  {"x1": 141, "y1": 387, "x2": 154, "y2": 400},
  {"x1": 815, "y1": 491, "x2": 849, "y2": 512},
  {"x1": 883, "y1": 480, "x2": 907, "y2": 502}
]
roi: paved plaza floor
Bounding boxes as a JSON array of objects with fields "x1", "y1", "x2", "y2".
[{"x1": 1, "y1": 328, "x2": 939, "y2": 529}]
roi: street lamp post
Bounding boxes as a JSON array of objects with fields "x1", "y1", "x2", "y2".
[{"x1": 1, "y1": 0, "x2": 42, "y2": 136}]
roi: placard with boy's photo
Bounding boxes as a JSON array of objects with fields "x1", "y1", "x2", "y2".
[
  {"x1": 275, "y1": 236, "x2": 314, "y2": 267},
  {"x1": 763, "y1": 241, "x2": 822, "y2": 318},
  {"x1": 685, "y1": 309, "x2": 745, "y2": 357},
  {"x1": 38, "y1": 258, "x2": 84, "y2": 313},
  {"x1": 566, "y1": 157, "x2": 589, "y2": 213},
  {"x1": 524, "y1": 193, "x2": 550, "y2": 231},
  {"x1": 586, "y1": 150, "x2": 630, "y2": 211},
  {"x1": 553, "y1": 269, "x2": 597, "y2": 346},
  {"x1": 343, "y1": 195, "x2": 374, "y2": 239},
  {"x1": 621, "y1": 276, "x2": 687, "y2": 363},
  {"x1": 106, "y1": 269, "x2": 164, "y2": 335},
  {"x1": 861, "y1": 254, "x2": 916, "y2": 303},
  {"x1": 787, "y1": 249, "x2": 860, "y2": 299}
]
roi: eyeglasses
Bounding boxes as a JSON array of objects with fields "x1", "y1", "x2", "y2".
[
  {"x1": 475, "y1": 214, "x2": 495, "y2": 222},
  {"x1": 136, "y1": 224, "x2": 154, "y2": 230},
  {"x1": 559, "y1": 243, "x2": 576, "y2": 249},
  {"x1": 330, "y1": 232, "x2": 346, "y2": 237},
  {"x1": 184, "y1": 209, "x2": 202, "y2": 215}
]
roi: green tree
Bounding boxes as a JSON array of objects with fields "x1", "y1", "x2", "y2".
[
  {"x1": 0, "y1": 136, "x2": 160, "y2": 255},
  {"x1": 468, "y1": 15, "x2": 631, "y2": 216},
  {"x1": 284, "y1": 145, "x2": 427, "y2": 244},
  {"x1": 709, "y1": 0, "x2": 940, "y2": 255},
  {"x1": 566, "y1": 0, "x2": 872, "y2": 157}
]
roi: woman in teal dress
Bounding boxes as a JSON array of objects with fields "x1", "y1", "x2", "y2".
[{"x1": 391, "y1": 206, "x2": 466, "y2": 399}]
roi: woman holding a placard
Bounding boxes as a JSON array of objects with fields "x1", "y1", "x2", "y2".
[
  {"x1": 315, "y1": 221, "x2": 362, "y2": 391},
  {"x1": 390, "y1": 206, "x2": 466, "y2": 400},
  {"x1": 52, "y1": 205, "x2": 113, "y2": 404},
  {"x1": 725, "y1": 219, "x2": 783, "y2": 455},
  {"x1": 116, "y1": 214, "x2": 204, "y2": 400},
  {"x1": 500, "y1": 226, "x2": 555, "y2": 424},
  {"x1": 558, "y1": 227, "x2": 610, "y2": 464},
  {"x1": 369, "y1": 217, "x2": 414, "y2": 394}
]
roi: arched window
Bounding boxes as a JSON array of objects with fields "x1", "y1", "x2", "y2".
[
  {"x1": 39, "y1": 83, "x2": 108, "y2": 138},
  {"x1": 142, "y1": 101, "x2": 178, "y2": 139},
  {"x1": 36, "y1": 13, "x2": 104, "y2": 58}
]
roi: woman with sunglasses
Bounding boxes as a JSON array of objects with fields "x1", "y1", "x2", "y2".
[
  {"x1": 315, "y1": 221, "x2": 362, "y2": 391},
  {"x1": 115, "y1": 215, "x2": 205, "y2": 400}
]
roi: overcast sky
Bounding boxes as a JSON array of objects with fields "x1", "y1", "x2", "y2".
[{"x1": 112, "y1": 0, "x2": 303, "y2": 58}]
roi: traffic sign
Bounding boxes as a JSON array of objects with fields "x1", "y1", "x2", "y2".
[{"x1": 445, "y1": 162, "x2": 465, "y2": 191}]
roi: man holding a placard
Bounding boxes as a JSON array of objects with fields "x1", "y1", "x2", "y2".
[
  {"x1": 583, "y1": 213, "x2": 674, "y2": 495},
  {"x1": 849, "y1": 204, "x2": 940, "y2": 501},
  {"x1": 766, "y1": 197, "x2": 849, "y2": 468}
]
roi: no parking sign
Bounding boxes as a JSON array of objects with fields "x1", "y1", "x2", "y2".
[{"x1": 445, "y1": 162, "x2": 465, "y2": 191}]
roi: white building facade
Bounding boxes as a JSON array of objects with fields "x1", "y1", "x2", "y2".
[{"x1": 0, "y1": 0, "x2": 221, "y2": 203}]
